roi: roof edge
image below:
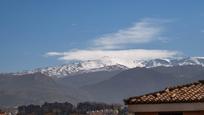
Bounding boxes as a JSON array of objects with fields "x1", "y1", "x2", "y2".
[{"x1": 124, "y1": 80, "x2": 204, "y2": 105}]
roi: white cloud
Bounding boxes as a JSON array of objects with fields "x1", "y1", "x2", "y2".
[
  {"x1": 46, "y1": 18, "x2": 179, "y2": 66},
  {"x1": 46, "y1": 49, "x2": 178, "y2": 67},
  {"x1": 93, "y1": 18, "x2": 165, "y2": 49}
]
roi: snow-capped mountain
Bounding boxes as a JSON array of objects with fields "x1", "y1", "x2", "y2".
[
  {"x1": 140, "y1": 57, "x2": 204, "y2": 68},
  {"x1": 13, "y1": 57, "x2": 204, "y2": 78},
  {"x1": 14, "y1": 59, "x2": 128, "y2": 78}
]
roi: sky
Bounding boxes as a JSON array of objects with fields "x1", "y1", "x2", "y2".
[{"x1": 0, "y1": 0, "x2": 204, "y2": 72}]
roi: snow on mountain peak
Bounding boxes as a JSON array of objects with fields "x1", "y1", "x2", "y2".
[
  {"x1": 12, "y1": 57, "x2": 204, "y2": 78},
  {"x1": 13, "y1": 58, "x2": 127, "y2": 78}
]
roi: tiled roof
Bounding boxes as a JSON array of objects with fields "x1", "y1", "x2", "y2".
[{"x1": 124, "y1": 80, "x2": 204, "y2": 105}]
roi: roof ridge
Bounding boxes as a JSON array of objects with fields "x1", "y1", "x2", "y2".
[
  {"x1": 124, "y1": 80, "x2": 204, "y2": 105},
  {"x1": 166, "y1": 81, "x2": 201, "y2": 90}
]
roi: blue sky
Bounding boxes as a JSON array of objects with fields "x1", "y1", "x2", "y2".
[{"x1": 0, "y1": 0, "x2": 204, "y2": 72}]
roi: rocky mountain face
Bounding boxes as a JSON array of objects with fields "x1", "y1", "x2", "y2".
[
  {"x1": 82, "y1": 65, "x2": 204, "y2": 103},
  {"x1": 0, "y1": 73, "x2": 89, "y2": 107}
]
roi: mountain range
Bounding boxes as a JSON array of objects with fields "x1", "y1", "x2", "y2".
[
  {"x1": 1, "y1": 57, "x2": 204, "y2": 107},
  {"x1": 12, "y1": 57, "x2": 204, "y2": 78}
]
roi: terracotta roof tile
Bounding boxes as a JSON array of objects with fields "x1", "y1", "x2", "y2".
[{"x1": 124, "y1": 80, "x2": 204, "y2": 104}]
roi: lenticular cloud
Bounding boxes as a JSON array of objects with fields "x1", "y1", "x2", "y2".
[{"x1": 46, "y1": 49, "x2": 178, "y2": 68}]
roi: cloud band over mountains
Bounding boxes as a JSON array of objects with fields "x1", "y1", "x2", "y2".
[{"x1": 46, "y1": 49, "x2": 178, "y2": 67}]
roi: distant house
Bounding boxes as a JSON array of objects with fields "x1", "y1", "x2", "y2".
[
  {"x1": 86, "y1": 109, "x2": 119, "y2": 115},
  {"x1": 124, "y1": 80, "x2": 204, "y2": 115}
]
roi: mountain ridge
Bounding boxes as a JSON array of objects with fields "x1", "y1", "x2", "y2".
[{"x1": 9, "y1": 57, "x2": 204, "y2": 78}]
